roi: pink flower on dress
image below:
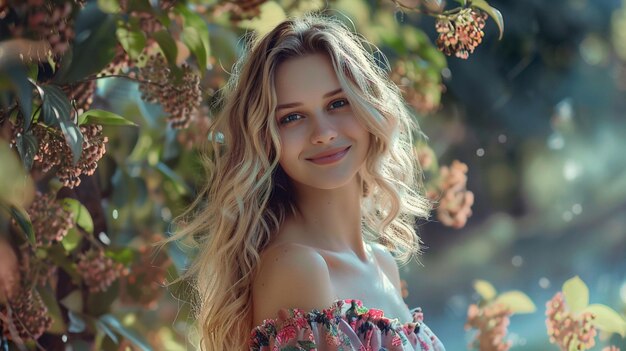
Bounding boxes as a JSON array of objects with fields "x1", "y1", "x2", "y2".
[{"x1": 275, "y1": 325, "x2": 297, "y2": 345}]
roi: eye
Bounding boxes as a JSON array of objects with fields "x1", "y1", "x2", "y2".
[
  {"x1": 329, "y1": 99, "x2": 349, "y2": 110},
  {"x1": 279, "y1": 113, "x2": 303, "y2": 125}
]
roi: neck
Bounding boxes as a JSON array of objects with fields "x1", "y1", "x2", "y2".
[{"x1": 286, "y1": 177, "x2": 368, "y2": 261}]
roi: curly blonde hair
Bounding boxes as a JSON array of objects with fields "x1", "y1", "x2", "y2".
[{"x1": 169, "y1": 14, "x2": 431, "y2": 350}]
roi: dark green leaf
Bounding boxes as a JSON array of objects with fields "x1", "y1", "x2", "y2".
[
  {"x1": 3, "y1": 64, "x2": 33, "y2": 130},
  {"x1": 181, "y1": 27, "x2": 207, "y2": 73},
  {"x1": 16, "y1": 131, "x2": 38, "y2": 171},
  {"x1": 152, "y1": 30, "x2": 178, "y2": 68},
  {"x1": 9, "y1": 204, "x2": 35, "y2": 246},
  {"x1": 61, "y1": 198, "x2": 94, "y2": 233},
  {"x1": 124, "y1": 0, "x2": 152, "y2": 13},
  {"x1": 116, "y1": 26, "x2": 146, "y2": 60},
  {"x1": 40, "y1": 85, "x2": 70, "y2": 127},
  {"x1": 99, "y1": 314, "x2": 151, "y2": 351},
  {"x1": 471, "y1": 0, "x2": 504, "y2": 40},
  {"x1": 78, "y1": 109, "x2": 138, "y2": 126},
  {"x1": 55, "y1": 3, "x2": 117, "y2": 83},
  {"x1": 47, "y1": 244, "x2": 81, "y2": 283}
]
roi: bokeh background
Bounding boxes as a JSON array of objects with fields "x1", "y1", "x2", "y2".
[{"x1": 1, "y1": 0, "x2": 625, "y2": 350}]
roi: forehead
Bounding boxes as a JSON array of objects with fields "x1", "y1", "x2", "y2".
[{"x1": 274, "y1": 53, "x2": 341, "y2": 103}]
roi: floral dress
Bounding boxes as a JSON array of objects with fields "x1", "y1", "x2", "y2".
[{"x1": 249, "y1": 299, "x2": 445, "y2": 351}]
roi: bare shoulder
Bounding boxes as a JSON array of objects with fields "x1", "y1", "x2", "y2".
[
  {"x1": 369, "y1": 242, "x2": 402, "y2": 291},
  {"x1": 251, "y1": 242, "x2": 335, "y2": 327}
]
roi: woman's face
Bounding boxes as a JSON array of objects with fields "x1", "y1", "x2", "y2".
[{"x1": 273, "y1": 53, "x2": 370, "y2": 190}]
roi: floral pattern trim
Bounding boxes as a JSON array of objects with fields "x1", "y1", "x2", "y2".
[{"x1": 249, "y1": 299, "x2": 445, "y2": 351}]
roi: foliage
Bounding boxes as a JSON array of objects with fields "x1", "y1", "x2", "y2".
[{"x1": 13, "y1": 0, "x2": 615, "y2": 350}]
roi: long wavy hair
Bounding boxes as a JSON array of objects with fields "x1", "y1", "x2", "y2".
[{"x1": 169, "y1": 14, "x2": 431, "y2": 350}]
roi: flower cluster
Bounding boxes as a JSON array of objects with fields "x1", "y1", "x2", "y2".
[
  {"x1": 428, "y1": 160, "x2": 474, "y2": 228},
  {"x1": 212, "y1": 0, "x2": 268, "y2": 21},
  {"x1": 466, "y1": 303, "x2": 512, "y2": 351},
  {"x1": 138, "y1": 54, "x2": 202, "y2": 129},
  {"x1": 4, "y1": 0, "x2": 76, "y2": 58},
  {"x1": 24, "y1": 191, "x2": 74, "y2": 247},
  {"x1": 26, "y1": 123, "x2": 108, "y2": 188},
  {"x1": 435, "y1": 8, "x2": 488, "y2": 59},
  {"x1": 545, "y1": 292, "x2": 597, "y2": 350},
  {"x1": 0, "y1": 286, "x2": 52, "y2": 342},
  {"x1": 61, "y1": 80, "x2": 96, "y2": 116},
  {"x1": 391, "y1": 58, "x2": 443, "y2": 115},
  {"x1": 77, "y1": 249, "x2": 128, "y2": 293},
  {"x1": 121, "y1": 244, "x2": 171, "y2": 308}
]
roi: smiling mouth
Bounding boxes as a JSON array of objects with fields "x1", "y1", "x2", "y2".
[{"x1": 306, "y1": 146, "x2": 351, "y2": 165}]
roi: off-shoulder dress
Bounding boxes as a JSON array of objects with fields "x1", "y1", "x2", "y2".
[{"x1": 249, "y1": 298, "x2": 445, "y2": 351}]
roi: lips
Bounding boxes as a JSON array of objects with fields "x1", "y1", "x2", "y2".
[{"x1": 306, "y1": 146, "x2": 351, "y2": 160}]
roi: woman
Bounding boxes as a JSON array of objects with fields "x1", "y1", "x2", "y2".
[{"x1": 172, "y1": 15, "x2": 445, "y2": 350}]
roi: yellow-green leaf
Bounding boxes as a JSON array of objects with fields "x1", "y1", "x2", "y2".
[
  {"x1": 62, "y1": 227, "x2": 82, "y2": 252},
  {"x1": 583, "y1": 304, "x2": 626, "y2": 337},
  {"x1": 562, "y1": 276, "x2": 589, "y2": 314},
  {"x1": 471, "y1": 0, "x2": 504, "y2": 40},
  {"x1": 493, "y1": 290, "x2": 536, "y2": 314},
  {"x1": 473, "y1": 279, "x2": 497, "y2": 301},
  {"x1": 97, "y1": 0, "x2": 121, "y2": 14},
  {"x1": 116, "y1": 27, "x2": 146, "y2": 60},
  {"x1": 61, "y1": 198, "x2": 94, "y2": 234}
]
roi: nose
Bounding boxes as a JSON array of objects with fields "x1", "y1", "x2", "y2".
[{"x1": 310, "y1": 111, "x2": 337, "y2": 144}]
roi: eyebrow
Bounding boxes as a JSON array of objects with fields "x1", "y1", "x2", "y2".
[{"x1": 275, "y1": 88, "x2": 343, "y2": 111}]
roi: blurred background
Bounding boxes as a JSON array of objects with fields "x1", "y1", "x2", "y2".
[{"x1": 1, "y1": 0, "x2": 625, "y2": 350}]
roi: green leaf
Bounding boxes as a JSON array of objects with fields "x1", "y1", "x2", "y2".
[
  {"x1": 61, "y1": 227, "x2": 82, "y2": 252},
  {"x1": 106, "y1": 247, "x2": 136, "y2": 265},
  {"x1": 61, "y1": 198, "x2": 94, "y2": 233},
  {"x1": 60, "y1": 290, "x2": 84, "y2": 312},
  {"x1": 97, "y1": 0, "x2": 121, "y2": 13},
  {"x1": 493, "y1": 290, "x2": 536, "y2": 314},
  {"x1": 47, "y1": 244, "x2": 81, "y2": 283},
  {"x1": 473, "y1": 279, "x2": 496, "y2": 301},
  {"x1": 78, "y1": 109, "x2": 137, "y2": 126},
  {"x1": 38, "y1": 287, "x2": 66, "y2": 334},
  {"x1": 3, "y1": 64, "x2": 33, "y2": 130},
  {"x1": 116, "y1": 26, "x2": 146, "y2": 60},
  {"x1": 152, "y1": 30, "x2": 178, "y2": 67},
  {"x1": 471, "y1": 0, "x2": 504, "y2": 40},
  {"x1": 39, "y1": 85, "x2": 84, "y2": 165},
  {"x1": 181, "y1": 27, "x2": 207, "y2": 72},
  {"x1": 176, "y1": 4, "x2": 211, "y2": 69},
  {"x1": 562, "y1": 276, "x2": 589, "y2": 314},
  {"x1": 15, "y1": 131, "x2": 38, "y2": 171},
  {"x1": 583, "y1": 304, "x2": 626, "y2": 337},
  {"x1": 99, "y1": 314, "x2": 151, "y2": 351},
  {"x1": 9, "y1": 204, "x2": 35, "y2": 246},
  {"x1": 55, "y1": 3, "x2": 117, "y2": 83}
]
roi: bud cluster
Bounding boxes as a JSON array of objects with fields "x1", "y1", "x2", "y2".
[
  {"x1": 25, "y1": 191, "x2": 74, "y2": 247},
  {"x1": 77, "y1": 249, "x2": 128, "y2": 293},
  {"x1": 22, "y1": 122, "x2": 108, "y2": 188},
  {"x1": 138, "y1": 54, "x2": 202, "y2": 129},
  {"x1": 4, "y1": 0, "x2": 76, "y2": 58},
  {"x1": 435, "y1": 8, "x2": 488, "y2": 59},
  {"x1": 466, "y1": 303, "x2": 512, "y2": 351},
  {"x1": 212, "y1": 0, "x2": 268, "y2": 21},
  {"x1": 545, "y1": 292, "x2": 597, "y2": 350},
  {"x1": 61, "y1": 80, "x2": 96, "y2": 116},
  {"x1": 0, "y1": 286, "x2": 52, "y2": 342},
  {"x1": 428, "y1": 160, "x2": 474, "y2": 228},
  {"x1": 390, "y1": 58, "x2": 443, "y2": 115},
  {"x1": 121, "y1": 245, "x2": 170, "y2": 308}
]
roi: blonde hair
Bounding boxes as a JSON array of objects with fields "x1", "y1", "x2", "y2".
[{"x1": 169, "y1": 14, "x2": 431, "y2": 350}]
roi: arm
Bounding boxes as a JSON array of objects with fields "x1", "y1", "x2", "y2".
[{"x1": 251, "y1": 243, "x2": 336, "y2": 328}]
